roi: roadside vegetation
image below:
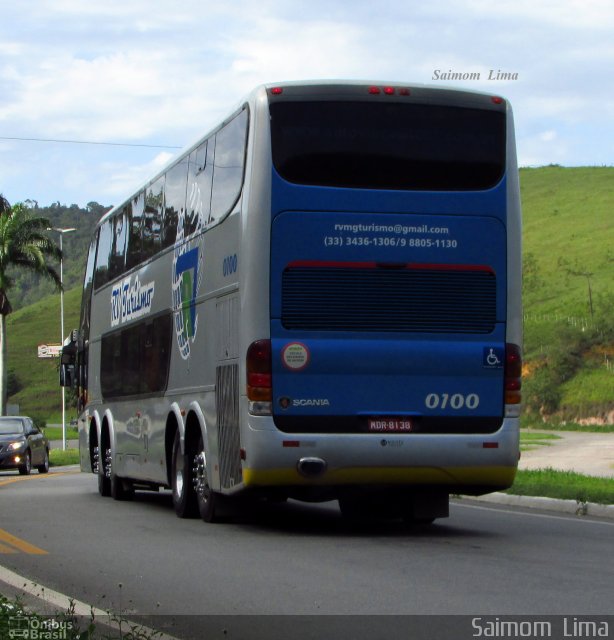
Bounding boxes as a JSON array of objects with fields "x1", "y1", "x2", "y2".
[
  {"x1": 0, "y1": 592, "x2": 160, "y2": 640},
  {"x1": 50, "y1": 448, "x2": 80, "y2": 467},
  {"x1": 520, "y1": 166, "x2": 613, "y2": 423},
  {"x1": 44, "y1": 425, "x2": 79, "y2": 440},
  {"x1": 508, "y1": 469, "x2": 614, "y2": 506},
  {"x1": 522, "y1": 415, "x2": 614, "y2": 433}
]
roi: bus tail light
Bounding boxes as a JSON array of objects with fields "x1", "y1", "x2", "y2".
[
  {"x1": 247, "y1": 339, "x2": 272, "y2": 415},
  {"x1": 505, "y1": 343, "x2": 522, "y2": 406}
]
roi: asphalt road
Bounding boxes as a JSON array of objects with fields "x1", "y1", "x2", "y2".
[{"x1": 1, "y1": 469, "x2": 613, "y2": 638}]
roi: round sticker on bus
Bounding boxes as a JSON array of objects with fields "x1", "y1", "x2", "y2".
[{"x1": 282, "y1": 343, "x2": 310, "y2": 371}]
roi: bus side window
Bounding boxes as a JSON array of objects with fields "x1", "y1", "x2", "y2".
[
  {"x1": 121, "y1": 324, "x2": 141, "y2": 396},
  {"x1": 94, "y1": 218, "x2": 113, "y2": 289},
  {"x1": 81, "y1": 234, "x2": 97, "y2": 337},
  {"x1": 210, "y1": 108, "x2": 248, "y2": 221},
  {"x1": 143, "y1": 176, "x2": 164, "y2": 260},
  {"x1": 142, "y1": 315, "x2": 171, "y2": 394},
  {"x1": 109, "y1": 207, "x2": 129, "y2": 281},
  {"x1": 163, "y1": 160, "x2": 188, "y2": 248},
  {"x1": 126, "y1": 192, "x2": 144, "y2": 270},
  {"x1": 101, "y1": 332, "x2": 122, "y2": 398},
  {"x1": 186, "y1": 140, "x2": 213, "y2": 236}
]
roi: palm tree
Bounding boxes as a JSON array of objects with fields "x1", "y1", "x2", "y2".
[{"x1": 0, "y1": 196, "x2": 62, "y2": 414}]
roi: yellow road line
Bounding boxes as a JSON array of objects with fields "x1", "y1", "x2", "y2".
[
  {"x1": 0, "y1": 528, "x2": 48, "y2": 555},
  {"x1": 0, "y1": 476, "x2": 23, "y2": 487},
  {"x1": 0, "y1": 470, "x2": 79, "y2": 488},
  {"x1": 0, "y1": 471, "x2": 79, "y2": 554}
]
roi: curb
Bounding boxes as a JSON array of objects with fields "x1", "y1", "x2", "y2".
[{"x1": 465, "y1": 492, "x2": 614, "y2": 520}]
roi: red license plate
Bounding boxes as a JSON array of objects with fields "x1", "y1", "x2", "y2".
[{"x1": 368, "y1": 418, "x2": 413, "y2": 433}]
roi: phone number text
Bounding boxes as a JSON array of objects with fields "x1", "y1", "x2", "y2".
[{"x1": 324, "y1": 236, "x2": 458, "y2": 249}]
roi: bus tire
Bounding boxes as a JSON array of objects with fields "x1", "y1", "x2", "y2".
[
  {"x1": 338, "y1": 496, "x2": 364, "y2": 522},
  {"x1": 171, "y1": 431, "x2": 198, "y2": 518},
  {"x1": 111, "y1": 474, "x2": 134, "y2": 501}
]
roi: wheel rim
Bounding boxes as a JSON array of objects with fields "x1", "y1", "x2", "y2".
[
  {"x1": 175, "y1": 452, "x2": 185, "y2": 498},
  {"x1": 193, "y1": 451, "x2": 210, "y2": 504},
  {"x1": 104, "y1": 448, "x2": 112, "y2": 478}
]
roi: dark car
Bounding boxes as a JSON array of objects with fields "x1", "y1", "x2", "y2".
[{"x1": 0, "y1": 416, "x2": 49, "y2": 475}]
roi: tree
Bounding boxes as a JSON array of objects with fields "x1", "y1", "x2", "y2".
[{"x1": 0, "y1": 196, "x2": 62, "y2": 414}]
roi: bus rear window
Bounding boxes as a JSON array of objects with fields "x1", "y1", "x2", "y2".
[{"x1": 270, "y1": 101, "x2": 505, "y2": 191}]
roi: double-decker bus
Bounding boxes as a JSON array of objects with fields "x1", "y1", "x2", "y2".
[{"x1": 61, "y1": 81, "x2": 522, "y2": 524}]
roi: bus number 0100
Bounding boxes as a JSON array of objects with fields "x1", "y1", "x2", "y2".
[{"x1": 425, "y1": 393, "x2": 480, "y2": 410}]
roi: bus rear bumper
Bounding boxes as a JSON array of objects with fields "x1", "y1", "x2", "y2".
[
  {"x1": 241, "y1": 416, "x2": 519, "y2": 497},
  {"x1": 242, "y1": 464, "x2": 516, "y2": 496}
]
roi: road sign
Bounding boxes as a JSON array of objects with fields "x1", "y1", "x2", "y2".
[{"x1": 38, "y1": 344, "x2": 62, "y2": 358}]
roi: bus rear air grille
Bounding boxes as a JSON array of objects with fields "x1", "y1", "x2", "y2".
[{"x1": 280, "y1": 266, "x2": 497, "y2": 333}]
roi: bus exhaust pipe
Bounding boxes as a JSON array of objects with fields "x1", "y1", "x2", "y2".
[{"x1": 297, "y1": 457, "x2": 327, "y2": 478}]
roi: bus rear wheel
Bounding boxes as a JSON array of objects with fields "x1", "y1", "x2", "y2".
[
  {"x1": 194, "y1": 435, "x2": 221, "y2": 523},
  {"x1": 171, "y1": 431, "x2": 198, "y2": 518},
  {"x1": 111, "y1": 473, "x2": 134, "y2": 501}
]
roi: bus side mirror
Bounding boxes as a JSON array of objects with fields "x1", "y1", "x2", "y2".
[
  {"x1": 59, "y1": 330, "x2": 78, "y2": 388},
  {"x1": 60, "y1": 363, "x2": 75, "y2": 388}
]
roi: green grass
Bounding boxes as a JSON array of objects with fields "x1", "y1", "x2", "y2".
[
  {"x1": 49, "y1": 448, "x2": 80, "y2": 467},
  {"x1": 521, "y1": 416, "x2": 614, "y2": 433},
  {"x1": 519, "y1": 431, "x2": 561, "y2": 451},
  {"x1": 520, "y1": 166, "x2": 613, "y2": 328},
  {"x1": 7, "y1": 286, "x2": 81, "y2": 422},
  {"x1": 508, "y1": 468, "x2": 614, "y2": 505},
  {"x1": 559, "y1": 367, "x2": 614, "y2": 410},
  {"x1": 44, "y1": 426, "x2": 79, "y2": 440}
]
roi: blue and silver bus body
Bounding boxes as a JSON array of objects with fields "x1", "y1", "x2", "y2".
[{"x1": 74, "y1": 82, "x2": 521, "y2": 516}]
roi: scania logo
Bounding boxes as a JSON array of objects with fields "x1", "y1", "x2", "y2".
[
  {"x1": 278, "y1": 397, "x2": 330, "y2": 409},
  {"x1": 294, "y1": 399, "x2": 330, "y2": 407}
]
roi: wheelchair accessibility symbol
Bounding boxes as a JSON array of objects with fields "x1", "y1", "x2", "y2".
[{"x1": 483, "y1": 347, "x2": 504, "y2": 368}]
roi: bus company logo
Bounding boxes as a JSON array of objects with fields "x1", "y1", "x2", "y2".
[
  {"x1": 172, "y1": 241, "x2": 203, "y2": 360},
  {"x1": 380, "y1": 439, "x2": 404, "y2": 448},
  {"x1": 8, "y1": 615, "x2": 73, "y2": 639},
  {"x1": 279, "y1": 397, "x2": 330, "y2": 409},
  {"x1": 111, "y1": 275, "x2": 155, "y2": 327}
]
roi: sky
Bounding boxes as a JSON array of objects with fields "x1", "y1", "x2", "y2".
[{"x1": 1, "y1": 0, "x2": 613, "y2": 209}]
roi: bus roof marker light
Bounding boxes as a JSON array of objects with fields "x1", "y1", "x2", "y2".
[
  {"x1": 368, "y1": 86, "x2": 381, "y2": 95},
  {"x1": 491, "y1": 96, "x2": 504, "y2": 104},
  {"x1": 383, "y1": 87, "x2": 395, "y2": 95},
  {"x1": 271, "y1": 87, "x2": 283, "y2": 95},
  {"x1": 398, "y1": 88, "x2": 411, "y2": 96}
]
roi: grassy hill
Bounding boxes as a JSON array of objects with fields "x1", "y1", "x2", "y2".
[
  {"x1": 7, "y1": 287, "x2": 81, "y2": 423},
  {"x1": 6, "y1": 166, "x2": 614, "y2": 423},
  {"x1": 519, "y1": 166, "x2": 613, "y2": 421},
  {"x1": 520, "y1": 166, "x2": 612, "y2": 327}
]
